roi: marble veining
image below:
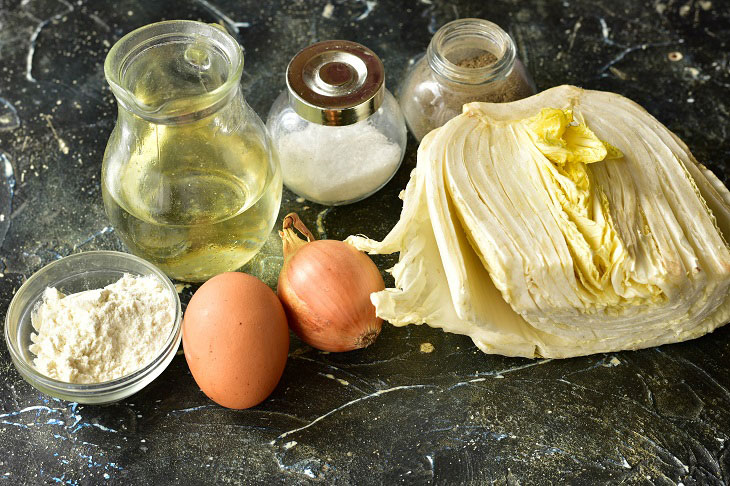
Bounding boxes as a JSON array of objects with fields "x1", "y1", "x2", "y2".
[{"x1": 0, "y1": 0, "x2": 729, "y2": 484}]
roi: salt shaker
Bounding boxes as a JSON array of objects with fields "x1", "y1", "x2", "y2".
[
  {"x1": 267, "y1": 40, "x2": 407, "y2": 206},
  {"x1": 399, "y1": 18, "x2": 536, "y2": 141}
]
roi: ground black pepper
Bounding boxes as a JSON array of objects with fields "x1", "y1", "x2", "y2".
[
  {"x1": 399, "y1": 49, "x2": 535, "y2": 140},
  {"x1": 455, "y1": 52, "x2": 498, "y2": 68}
]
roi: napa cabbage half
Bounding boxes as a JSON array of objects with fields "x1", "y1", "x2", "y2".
[{"x1": 347, "y1": 85, "x2": 730, "y2": 358}]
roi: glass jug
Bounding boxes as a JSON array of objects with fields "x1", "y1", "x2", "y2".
[{"x1": 102, "y1": 21, "x2": 282, "y2": 282}]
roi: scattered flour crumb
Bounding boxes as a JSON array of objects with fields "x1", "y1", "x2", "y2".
[
  {"x1": 420, "y1": 342, "x2": 435, "y2": 353},
  {"x1": 668, "y1": 51, "x2": 683, "y2": 62}
]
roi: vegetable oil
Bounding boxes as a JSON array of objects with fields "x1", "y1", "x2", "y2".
[
  {"x1": 102, "y1": 21, "x2": 282, "y2": 282},
  {"x1": 103, "y1": 120, "x2": 281, "y2": 282}
]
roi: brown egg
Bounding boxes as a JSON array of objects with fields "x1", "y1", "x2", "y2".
[{"x1": 182, "y1": 272, "x2": 289, "y2": 409}]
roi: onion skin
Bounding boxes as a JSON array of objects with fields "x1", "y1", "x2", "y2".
[{"x1": 277, "y1": 214, "x2": 385, "y2": 352}]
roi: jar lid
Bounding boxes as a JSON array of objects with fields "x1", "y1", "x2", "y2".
[{"x1": 286, "y1": 40, "x2": 384, "y2": 126}]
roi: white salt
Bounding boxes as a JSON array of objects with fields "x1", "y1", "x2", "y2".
[{"x1": 277, "y1": 121, "x2": 402, "y2": 205}]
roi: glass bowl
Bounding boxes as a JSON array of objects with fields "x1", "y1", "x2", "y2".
[{"x1": 4, "y1": 251, "x2": 182, "y2": 404}]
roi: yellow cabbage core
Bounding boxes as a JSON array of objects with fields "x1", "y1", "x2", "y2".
[{"x1": 523, "y1": 108, "x2": 645, "y2": 304}]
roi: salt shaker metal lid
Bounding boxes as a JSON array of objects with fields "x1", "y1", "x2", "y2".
[{"x1": 286, "y1": 40, "x2": 385, "y2": 126}]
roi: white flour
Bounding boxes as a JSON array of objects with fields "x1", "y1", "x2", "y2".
[{"x1": 29, "y1": 274, "x2": 175, "y2": 384}]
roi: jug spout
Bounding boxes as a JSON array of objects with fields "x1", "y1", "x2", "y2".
[
  {"x1": 104, "y1": 20, "x2": 244, "y2": 123},
  {"x1": 101, "y1": 20, "x2": 282, "y2": 282}
]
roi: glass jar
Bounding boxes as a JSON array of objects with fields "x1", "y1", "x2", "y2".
[
  {"x1": 267, "y1": 40, "x2": 407, "y2": 206},
  {"x1": 399, "y1": 18, "x2": 536, "y2": 141},
  {"x1": 102, "y1": 21, "x2": 282, "y2": 282}
]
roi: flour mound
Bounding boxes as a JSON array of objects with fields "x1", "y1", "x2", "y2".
[{"x1": 29, "y1": 274, "x2": 175, "y2": 384}]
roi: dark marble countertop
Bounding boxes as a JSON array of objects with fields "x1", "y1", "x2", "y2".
[{"x1": 1, "y1": 0, "x2": 729, "y2": 484}]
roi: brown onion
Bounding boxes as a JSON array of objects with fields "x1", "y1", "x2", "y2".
[{"x1": 277, "y1": 213, "x2": 384, "y2": 352}]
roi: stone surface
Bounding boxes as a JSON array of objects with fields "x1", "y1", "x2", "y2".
[{"x1": 1, "y1": 0, "x2": 729, "y2": 484}]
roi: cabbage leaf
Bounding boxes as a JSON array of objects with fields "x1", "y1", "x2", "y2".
[{"x1": 347, "y1": 85, "x2": 730, "y2": 358}]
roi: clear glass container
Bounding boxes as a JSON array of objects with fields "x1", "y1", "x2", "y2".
[
  {"x1": 102, "y1": 21, "x2": 282, "y2": 282},
  {"x1": 4, "y1": 251, "x2": 182, "y2": 404},
  {"x1": 398, "y1": 18, "x2": 536, "y2": 141},
  {"x1": 266, "y1": 40, "x2": 406, "y2": 206}
]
